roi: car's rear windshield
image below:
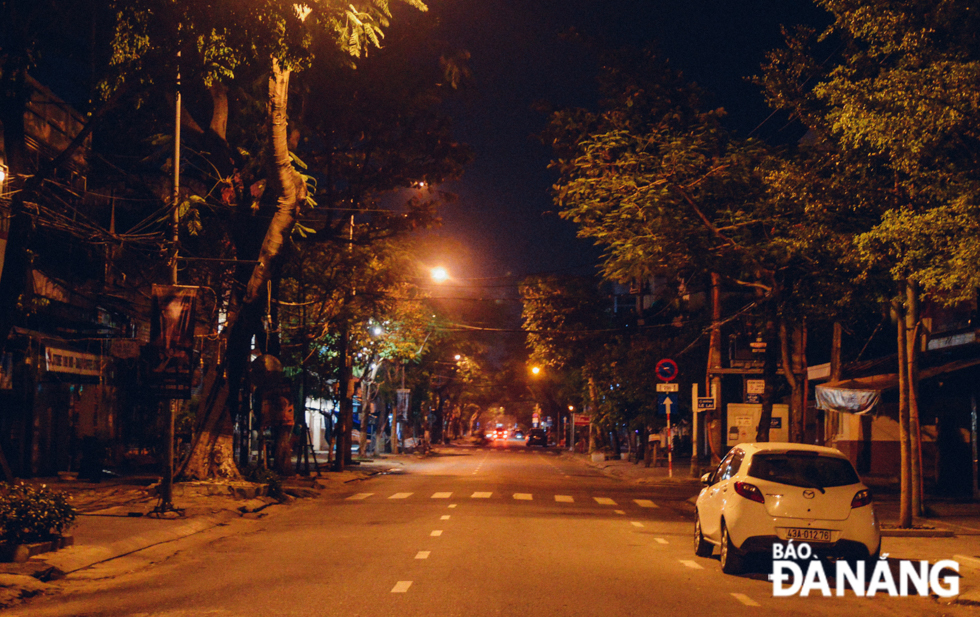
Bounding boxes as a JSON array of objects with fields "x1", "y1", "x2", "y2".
[{"x1": 747, "y1": 453, "x2": 860, "y2": 489}]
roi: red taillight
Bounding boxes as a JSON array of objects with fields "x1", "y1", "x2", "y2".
[
  {"x1": 734, "y1": 481, "x2": 765, "y2": 504},
  {"x1": 851, "y1": 489, "x2": 873, "y2": 508}
]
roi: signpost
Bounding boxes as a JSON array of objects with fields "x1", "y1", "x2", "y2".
[{"x1": 655, "y1": 359, "x2": 677, "y2": 478}]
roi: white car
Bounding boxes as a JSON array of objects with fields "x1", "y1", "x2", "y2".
[{"x1": 693, "y1": 442, "x2": 881, "y2": 574}]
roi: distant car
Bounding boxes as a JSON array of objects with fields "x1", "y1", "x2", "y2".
[
  {"x1": 693, "y1": 442, "x2": 880, "y2": 574},
  {"x1": 525, "y1": 428, "x2": 547, "y2": 447},
  {"x1": 494, "y1": 428, "x2": 508, "y2": 440},
  {"x1": 514, "y1": 430, "x2": 524, "y2": 440}
]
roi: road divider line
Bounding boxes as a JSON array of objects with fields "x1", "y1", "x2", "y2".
[
  {"x1": 472, "y1": 492, "x2": 492, "y2": 499},
  {"x1": 555, "y1": 495, "x2": 574, "y2": 503},
  {"x1": 614, "y1": 510, "x2": 625, "y2": 515},
  {"x1": 655, "y1": 538, "x2": 668, "y2": 544},
  {"x1": 441, "y1": 515, "x2": 451, "y2": 520},
  {"x1": 631, "y1": 522, "x2": 644, "y2": 528},
  {"x1": 679, "y1": 560, "x2": 703, "y2": 570},
  {"x1": 391, "y1": 581, "x2": 412, "y2": 593},
  {"x1": 448, "y1": 504, "x2": 457, "y2": 508},
  {"x1": 634, "y1": 499, "x2": 658, "y2": 508},
  {"x1": 514, "y1": 493, "x2": 533, "y2": 501},
  {"x1": 432, "y1": 492, "x2": 452, "y2": 499},
  {"x1": 594, "y1": 497, "x2": 617, "y2": 505},
  {"x1": 415, "y1": 551, "x2": 430, "y2": 560},
  {"x1": 431, "y1": 530, "x2": 443, "y2": 537},
  {"x1": 347, "y1": 493, "x2": 373, "y2": 500},
  {"x1": 389, "y1": 493, "x2": 413, "y2": 500},
  {"x1": 731, "y1": 593, "x2": 760, "y2": 606}
]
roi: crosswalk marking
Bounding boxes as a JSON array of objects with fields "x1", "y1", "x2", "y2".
[
  {"x1": 594, "y1": 497, "x2": 617, "y2": 505},
  {"x1": 347, "y1": 493, "x2": 373, "y2": 500},
  {"x1": 431, "y1": 492, "x2": 452, "y2": 499},
  {"x1": 441, "y1": 515, "x2": 451, "y2": 520},
  {"x1": 431, "y1": 530, "x2": 443, "y2": 537},
  {"x1": 391, "y1": 581, "x2": 412, "y2": 593},
  {"x1": 634, "y1": 499, "x2": 658, "y2": 508},
  {"x1": 631, "y1": 522, "x2": 644, "y2": 528},
  {"x1": 389, "y1": 493, "x2": 413, "y2": 500},
  {"x1": 655, "y1": 538, "x2": 668, "y2": 544},
  {"x1": 471, "y1": 492, "x2": 492, "y2": 499},
  {"x1": 679, "y1": 560, "x2": 704, "y2": 570},
  {"x1": 555, "y1": 495, "x2": 574, "y2": 503},
  {"x1": 448, "y1": 504, "x2": 457, "y2": 508},
  {"x1": 731, "y1": 593, "x2": 760, "y2": 607},
  {"x1": 415, "y1": 551, "x2": 430, "y2": 560},
  {"x1": 513, "y1": 493, "x2": 533, "y2": 500}
]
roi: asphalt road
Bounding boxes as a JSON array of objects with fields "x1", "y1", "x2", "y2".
[{"x1": 11, "y1": 442, "x2": 975, "y2": 616}]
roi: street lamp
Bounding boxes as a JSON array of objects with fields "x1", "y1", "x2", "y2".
[
  {"x1": 530, "y1": 366, "x2": 541, "y2": 376},
  {"x1": 431, "y1": 266, "x2": 449, "y2": 283}
]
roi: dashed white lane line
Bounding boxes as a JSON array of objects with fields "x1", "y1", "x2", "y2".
[
  {"x1": 432, "y1": 492, "x2": 452, "y2": 499},
  {"x1": 594, "y1": 497, "x2": 617, "y2": 505},
  {"x1": 634, "y1": 499, "x2": 658, "y2": 508},
  {"x1": 472, "y1": 492, "x2": 492, "y2": 499},
  {"x1": 631, "y1": 522, "x2": 644, "y2": 528},
  {"x1": 448, "y1": 504, "x2": 457, "y2": 508},
  {"x1": 347, "y1": 493, "x2": 373, "y2": 500},
  {"x1": 679, "y1": 560, "x2": 704, "y2": 570},
  {"x1": 440, "y1": 515, "x2": 451, "y2": 520},
  {"x1": 555, "y1": 495, "x2": 574, "y2": 503},
  {"x1": 391, "y1": 581, "x2": 412, "y2": 593},
  {"x1": 431, "y1": 530, "x2": 443, "y2": 537},
  {"x1": 731, "y1": 593, "x2": 760, "y2": 606},
  {"x1": 614, "y1": 510, "x2": 626, "y2": 515},
  {"x1": 415, "y1": 551, "x2": 430, "y2": 560},
  {"x1": 514, "y1": 493, "x2": 533, "y2": 500},
  {"x1": 389, "y1": 493, "x2": 413, "y2": 500},
  {"x1": 655, "y1": 538, "x2": 668, "y2": 544}
]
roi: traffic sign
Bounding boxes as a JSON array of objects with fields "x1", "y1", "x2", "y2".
[
  {"x1": 656, "y1": 382, "x2": 679, "y2": 392},
  {"x1": 697, "y1": 397, "x2": 716, "y2": 410},
  {"x1": 655, "y1": 358, "x2": 678, "y2": 382},
  {"x1": 658, "y1": 393, "x2": 678, "y2": 415}
]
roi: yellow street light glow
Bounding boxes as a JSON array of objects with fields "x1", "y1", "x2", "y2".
[
  {"x1": 431, "y1": 266, "x2": 449, "y2": 283},
  {"x1": 531, "y1": 366, "x2": 541, "y2": 375}
]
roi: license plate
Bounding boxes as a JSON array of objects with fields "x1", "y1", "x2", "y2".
[{"x1": 785, "y1": 528, "x2": 832, "y2": 542}]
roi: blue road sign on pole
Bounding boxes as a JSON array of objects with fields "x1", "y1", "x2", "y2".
[{"x1": 658, "y1": 393, "x2": 677, "y2": 416}]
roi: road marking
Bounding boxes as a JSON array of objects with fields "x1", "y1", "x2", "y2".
[
  {"x1": 679, "y1": 560, "x2": 704, "y2": 570},
  {"x1": 954, "y1": 555, "x2": 980, "y2": 570},
  {"x1": 472, "y1": 492, "x2": 492, "y2": 499},
  {"x1": 431, "y1": 492, "x2": 452, "y2": 499},
  {"x1": 391, "y1": 581, "x2": 412, "y2": 593},
  {"x1": 448, "y1": 504, "x2": 457, "y2": 509},
  {"x1": 514, "y1": 493, "x2": 533, "y2": 500},
  {"x1": 431, "y1": 530, "x2": 443, "y2": 537},
  {"x1": 731, "y1": 593, "x2": 760, "y2": 607},
  {"x1": 594, "y1": 497, "x2": 617, "y2": 505},
  {"x1": 634, "y1": 499, "x2": 658, "y2": 508},
  {"x1": 614, "y1": 510, "x2": 625, "y2": 515},
  {"x1": 441, "y1": 515, "x2": 451, "y2": 520},
  {"x1": 631, "y1": 522, "x2": 644, "y2": 528},
  {"x1": 389, "y1": 493, "x2": 413, "y2": 500},
  {"x1": 655, "y1": 538, "x2": 668, "y2": 544},
  {"x1": 415, "y1": 551, "x2": 430, "y2": 560},
  {"x1": 555, "y1": 495, "x2": 574, "y2": 503},
  {"x1": 347, "y1": 493, "x2": 373, "y2": 500}
]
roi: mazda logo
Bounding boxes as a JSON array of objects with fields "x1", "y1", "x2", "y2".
[{"x1": 802, "y1": 490, "x2": 815, "y2": 499}]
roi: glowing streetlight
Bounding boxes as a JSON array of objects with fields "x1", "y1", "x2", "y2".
[
  {"x1": 431, "y1": 266, "x2": 449, "y2": 283},
  {"x1": 531, "y1": 366, "x2": 541, "y2": 376}
]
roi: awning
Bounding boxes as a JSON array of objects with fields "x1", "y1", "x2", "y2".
[{"x1": 815, "y1": 374, "x2": 897, "y2": 415}]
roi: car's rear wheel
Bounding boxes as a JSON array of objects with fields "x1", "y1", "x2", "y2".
[
  {"x1": 693, "y1": 512, "x2": 712, "y2": 557},
  {"x1": 719, "y1": 522, "x2": 744, "y2": 574}
]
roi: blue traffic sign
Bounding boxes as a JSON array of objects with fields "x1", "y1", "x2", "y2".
[{"x1": 658, "y1": 393, "x2": 678, "y2": 416}]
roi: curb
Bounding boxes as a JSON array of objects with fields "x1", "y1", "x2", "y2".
[
  {"x1": 42, "y1": 510, "x2": 238, "y2": 574},
  {"x1": 880, "y1": 528, "x2": 956, "y2": 538}
]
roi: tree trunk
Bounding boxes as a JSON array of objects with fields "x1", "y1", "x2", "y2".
[
  {"x1": 587, "y1": 374, "x2": 599, "y2": 453},
  {"x1": 780, "y1": 320, "x2": 807, "y2": 443},
  {"x1": 756, "y1": 302, "x2": 779, "y2": 442},
  {"x1": 894, "y1": 291, "x2": 913, "y2": 528},
  {"x1": 706, "y1": 272, "x2": 723, "y2": 463},
  {"x1": 181, "y1": 57, "x2": 304, "y2": 479},
  {"x1": 906, "y1": 279, "x2": 924, "y2": 517}
]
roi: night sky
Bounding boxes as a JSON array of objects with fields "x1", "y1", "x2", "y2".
[{"x1": 424, "y1": 0, "x2": 829, "y2": 281}]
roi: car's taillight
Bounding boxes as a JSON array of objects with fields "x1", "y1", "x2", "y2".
[
  {"x1": 734, "y1": 481, "x2": 765, "y2": 504},
  {"x1": 851, "y1": 489, "x2": 873, "y2": 508}
]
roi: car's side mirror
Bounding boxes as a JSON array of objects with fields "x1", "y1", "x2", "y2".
[{"x1": 700, "y1": 472, "x2": 714, "y2": 486}]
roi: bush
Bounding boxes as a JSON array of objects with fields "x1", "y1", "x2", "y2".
[
  {"x1": 242, "y1": 465, "x2": 285, "y2": 501},
  {"x1": 0, "y1": 483, "x2": 78, "y2": 545}
]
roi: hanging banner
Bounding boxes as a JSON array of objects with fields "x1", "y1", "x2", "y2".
[
  {"x1": 45, "y1": 347, "x2": 101, "y2": 376},
  {"x1": 814, "y1": 385, "x2": 880, "y2": 416},
  {"x1": 147, "y1": 285, "x2": 198, "y2": 399},
  {"x1": 396, "y1": 388, "x2": 411, "y2": 420}
]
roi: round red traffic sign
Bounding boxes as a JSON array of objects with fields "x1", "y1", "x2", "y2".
[{"x1": 655, "y1": 358, "x2": 678, "y2": 382}]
